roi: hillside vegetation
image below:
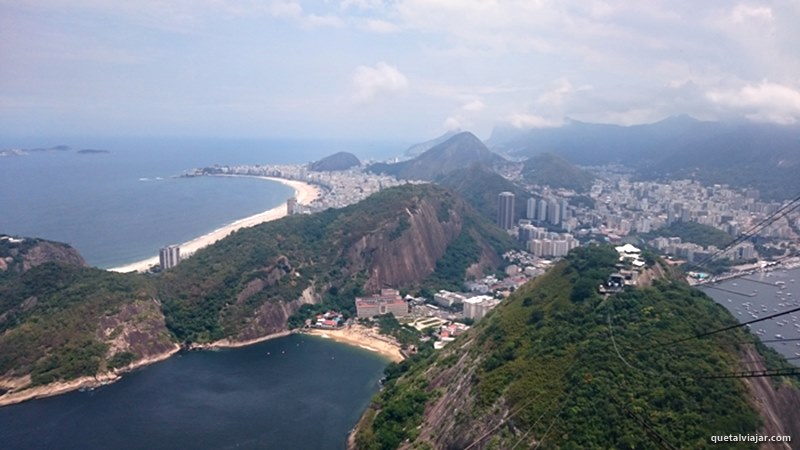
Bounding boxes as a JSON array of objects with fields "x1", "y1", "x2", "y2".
[
  {"x1": 308, "y1": 151, "x2": 361, "y2": 172},
  {"x1": 521, "y1": 152, "x2": 595, "y2": 192},
  {"x1": 0, "y1": 263, "x2": 173, "y2": 386},
  {"x1": 643, "y1": 221, "x2": 733, "y2": 249},
  {"x1": 158, "y1": 184, "x2": 513, "y2": 344},
  {"x1": 354, "y1": 245, "x2": 795, "y2": 449},
  {"x1": 437, "y1": 164, "x2": 530, "y2": 226},
  {"x1": 0, "y1": 184, "x2": 517, "y2": 398}
]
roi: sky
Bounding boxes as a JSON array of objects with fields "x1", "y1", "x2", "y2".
[{"x1": 2, "y1": 0, "x2": 800, "y2": 141}]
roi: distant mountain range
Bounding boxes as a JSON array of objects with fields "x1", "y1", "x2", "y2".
[
  {"x1": 489, "y1": 116, "x2": 800, "y2": 200},
  {"x1": 369, "y1": 132, "x2": 508, "y2": 181}
]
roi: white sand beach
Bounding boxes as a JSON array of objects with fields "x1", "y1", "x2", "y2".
[
  {"x1": 305, "y1": 325, "x2": 405, "y2": 363},
  {"x1": 108, "y1": 176, "x2": 320, "y2": 273}
]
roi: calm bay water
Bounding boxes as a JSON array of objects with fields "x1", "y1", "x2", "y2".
[
  {"x1": 0, "y1": 137, "x2": 401, "y2": 449},
  {"x1": 0, "y1": 335, "x2": 388, "y2": 450},
  {"x1": 702, "y1": 267, "x2": 800, "y2": 363},
  {"x1": 0, "y1": 137, "x2": 401, "y2": 268}
]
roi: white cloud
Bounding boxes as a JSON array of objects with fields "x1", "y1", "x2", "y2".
[
  {"x1": 461, "y1": 99, "x2": 485, "y2": 112},
  {"x1": 538, "y1": 78, "x2": 577, "y2": 107},
  {"x1": 731, "y1": 4, "x2": 774, "y2": 23},
  {"x1": 266, "y1": 1, "x2": 344, "y2": 28},
  {"x1": 304, "y1": 14, "x2": 344, "y2": 28},
  {"x1": 352, "y1": 62, "x2": 409, "y2": 101},
  {"x1": 508, "y1": 113, "x2": 563, "y2": 129},
  {"x1": 340, "y1": 0, "x2": 384, "y2": 10},
  {"x1": 707, "y1": 81, "x2": 800, "y2": 124},
  {"x1": 360, "y1": 18, "x2": 400, "y2": 33},
  {"x1": 268, "y1": 0, "x2": 303, "y2": 19},
  {"x1": 443, "y1": 116, "x2": 461, "y2": 130}
]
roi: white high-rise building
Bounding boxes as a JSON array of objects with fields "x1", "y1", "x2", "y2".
[
  {"x1": 526, "y1": 197, "x2": 537, "y2": 220},
  {"x1": 537, "y1": 199, "x2": 548, "y2": 222},
  {"x1": 159, "y1": 245, "x2": 181, "y2": 270}
]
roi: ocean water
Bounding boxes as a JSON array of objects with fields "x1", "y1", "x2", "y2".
[
  {"x1": 0, "y1": 335, "x2": 388, "y2": 450},
  {"x1": 0, "y1": 137, "x2": 402, "y2": 268},
  {"x1": 701, "y1": 267, "x2": 800, "y2": 364}
]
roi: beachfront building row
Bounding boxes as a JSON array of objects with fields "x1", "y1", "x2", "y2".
[{"x1": 355, "y1": 289, "x2": 410, "y2": 318}]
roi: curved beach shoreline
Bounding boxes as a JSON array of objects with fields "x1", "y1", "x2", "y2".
[
  {"x1": 108, "y1": 176, "x2": 320, "y2": 273},
  {"x1": 305, "y1": 325, "x2": 404, "y2": 363},
  {"x1": 0, "y1": 328, "x2": 402, "y2": 407}
]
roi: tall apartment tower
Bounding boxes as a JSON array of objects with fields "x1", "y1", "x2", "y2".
[
  {"x1": 497, "y1": 192, "x2": 515, "y2": 230},
  {"x1": 526, "y1": 197, "x2": 537, "y2": 220},
  {"x1": 547, "y1": 198, "x2": 561, "y2": 226},
  {"x1": 159, "y1": 245, "x2": 180, "y2": 270},
  {"x1": 536, "y1": 198, "x2": 548, "y2": 222}
]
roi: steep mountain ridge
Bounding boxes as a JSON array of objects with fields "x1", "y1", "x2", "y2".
[
  {"x1": 437, "y1": 163, "x2": 530, "y2": 224},
  {"x1": 404, "y1": 130, "x2": 461, "y2": 157},
  {"x1": 353, "y1": 246, "x2": 800, "y2": 449},
  {"x1": 159, "y1": 184, "x2": 513, "y2": 343},
  {"x1": 369, "y1": 132, "x2": 508, "y2": 181}
]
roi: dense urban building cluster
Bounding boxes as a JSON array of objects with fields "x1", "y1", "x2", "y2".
[{"x1": 185, "y1": 164, "x2": 414, "y2": 212}]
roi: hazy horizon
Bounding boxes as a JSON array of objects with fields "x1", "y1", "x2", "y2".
[{"x1": 2, "y1": 1, "x2": 799, "y2": 141}]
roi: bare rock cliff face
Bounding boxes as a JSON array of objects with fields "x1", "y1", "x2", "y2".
[
  {"x1": 97, "y1": 299, "x2": 176, "y2": 364},
  {"x1": 740, "y1": 346, "x2": 800, "y2": 449},
  {"x1": 0, "y1": 237, "x2": 86, "y2": 275},
  {"x1": 355, "y1": 201, "x2": 463, "y2": 293},
  {"x1": 236, "y1": 286, "x2": 318, "y2": 341},
  {"x1": 21, "y1": 241, "x2": 86, "y2": 271}
]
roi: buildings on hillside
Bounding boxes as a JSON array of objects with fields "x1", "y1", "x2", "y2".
[
  {"x1": 433, "y1": 290, "x2": 467, "y2": 308},
  {"x1": 463, "y1": 295, "x2": 500, "y2": 321},
  {"x1": 355, "y1": 289, "x2": 410, "y2": 318},
  {"x1": 159, "y1": 245, "x2": 180, "y2": 270}
]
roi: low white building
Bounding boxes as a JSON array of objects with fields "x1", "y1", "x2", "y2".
[
  {"x1": 434, "y1": 290, "x2": 466, "y2": 308},
  {"x1": 463, "y1": 295, "x2": 500, "y2": 321}
]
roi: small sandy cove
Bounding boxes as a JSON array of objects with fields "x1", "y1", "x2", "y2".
[
  {"x1": 305, "y1": 324, "x2": 405, "y2": 363},
  {"x1": 109, "y1": 176, "x2": 320, "y2": 273}
]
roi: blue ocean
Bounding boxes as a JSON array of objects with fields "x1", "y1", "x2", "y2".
[{"x1": 0, "y1": 137, "x2": 401, "y2": 268}]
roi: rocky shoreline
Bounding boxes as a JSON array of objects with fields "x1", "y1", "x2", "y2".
[
  {"x1": 0, "y1": 344, "x2": 181, "y2": 407},
  {"x1": 0, "y1": 325, "x2": 400, "y2": 408}
]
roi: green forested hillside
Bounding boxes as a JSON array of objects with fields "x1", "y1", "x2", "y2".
[
  {"x1": 437, "y1": 163, "x2": 530, "y2": 225},
  {"x1": 0, "y1": 263, "x2": 166, "y2": 385},
  {"x1": 158, "y1": 184, "x2": 513, "y2": 343},
  {"x1": 0, "y1": 184, "x2": 514, "y2": 392},
  {"x1": 521, "y1": 152, "x2": 595, "y2": 192},
  {"x1": 644, "y1": 221, "x2": 733, "y2": 248},
  {"x1": 355, "y1": 246, "x2": 788, "y2": 449}
]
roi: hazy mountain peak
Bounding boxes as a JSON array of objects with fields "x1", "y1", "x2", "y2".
[
  {"x1": 369, "y1": 131, "x2": 508, "y2": 181},
  {"x1": 404, "y1": 129, "x2": 461, "y2": 157}
]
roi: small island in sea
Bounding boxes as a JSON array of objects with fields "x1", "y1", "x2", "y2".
[{"x1": 77, "y1": 149, "x2": 110, "y2": 154}]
